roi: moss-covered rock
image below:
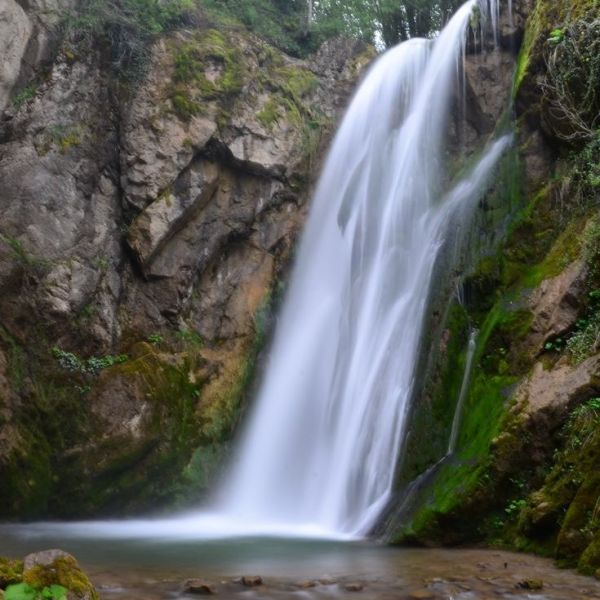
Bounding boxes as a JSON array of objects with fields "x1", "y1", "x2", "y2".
[
  {"x1": 0, "y1": 559, "x2": 23, "y2": 589},
  {"x1": 1, "y1": 551, "x2": 97, "y2": 600}
]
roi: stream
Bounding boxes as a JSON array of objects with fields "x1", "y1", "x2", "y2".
[{"x1": 1, "y1": 529, "x2": 600, "y2": 600}]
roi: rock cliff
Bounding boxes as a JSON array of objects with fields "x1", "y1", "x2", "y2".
[
  {"x1": 0, "y1": 1, "x2": 372, "y2": 517},
  {"x1": 390, "y1": 0, "x2": 600, "y2": 577}
]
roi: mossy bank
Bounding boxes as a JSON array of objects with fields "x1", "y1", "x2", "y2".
[{"x1": 389, "y1": 0, "x2": 600, "y2": 577}]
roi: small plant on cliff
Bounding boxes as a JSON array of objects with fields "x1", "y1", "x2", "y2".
[
  {"x1": 147, "y1": 333, "x2": 164, "y2": 345},
  {"x1": 51, "y1": 347, "x2": 128, "y2": 375},
  {"x1": 504, "y1": 498, "x2": 527, "y2": 518},
  {"x1": 11, "y1": 84, "x2": 37, "y2": 109}
]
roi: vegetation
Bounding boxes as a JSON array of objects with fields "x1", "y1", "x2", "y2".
[
  {"x1": 541, "y1": 15, "x2": 600, "y2": 143},
  {"x1": 61, "y1": 0, "x2": 197, "y2": 79},
  {"x1": 5, "y1": 583, "x2": 67, "y2": 600},
  {"x1": 57, "y1": 0, "x2": 471, "y2": 79},
  {"x1": 168, "y1": 28, "x2": 244, "y2": 119},
  {"x1": 0, "y1": 555, "x2": 97, "y2": 600},
  {"x1": 11, "y1": 85, "x2": 36, "y2": 109},
  {"x1": 51, "y1": 347, "x2": 128, "y2": 375}
]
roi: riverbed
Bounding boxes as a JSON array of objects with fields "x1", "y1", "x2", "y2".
[{"x1": 1, "y1": 528, "x2": 600, "y2": 599}]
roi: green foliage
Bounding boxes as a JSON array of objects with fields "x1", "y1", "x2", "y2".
[
  {"x1": 51, "y1": 347, "x2": 128, "y2": 375},
  {"x1": 147, "y1": 333, "x2": 164, "y2": 345},
  {"x1": 544, "y1": 336, "x2": 565, "y2": 352},
  {"x1": 314, "y1": 0, "x2": 462, "y2": 47},
  {"x1": 11, "y1": 85, "x2": 36, "y2": 109},
  {"x1": 175, "y1": 328, "x2": 204, "y2": 346},
  {"x1": 541, "y1": 14, "x2": 600, "y2": 143},
  {"x1": 562, "y1": 220, "x2": 600, "y2": 363},
  {"x1": 505, "y1": 498, "x2": 527, "y2": 517},
  {"x1": 547, "y1": 27, "x2": 565, "y2": 43},
  {"x1": 62, "y1": 0, "x2": 196, "y2": 79},
  {"x1": 4, "y1": 584, "x2": 67, "y2": 600},
  {"x1": 201, "y1": 0, "x2": 315, "y2": 56}
]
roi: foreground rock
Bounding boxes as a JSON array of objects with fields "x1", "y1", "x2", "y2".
[{"x1": 0, "y1": 550, "x2": 97, "y2": 600}]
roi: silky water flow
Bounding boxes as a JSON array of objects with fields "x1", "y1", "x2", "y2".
[{"x1": 11, "y1": 0, "x2": 512, "y2": 542}]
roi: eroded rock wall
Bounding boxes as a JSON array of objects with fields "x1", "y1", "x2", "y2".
[
  {"x1": 391, "y1": 0, "x2": 600, "y2": 577},
  {"x1": 0, "y1": 4, "x2": 372, "y2": 517}
]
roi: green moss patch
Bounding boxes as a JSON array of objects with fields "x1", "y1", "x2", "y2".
[{"x1": 168, "y1": 29, "x2": 244, "y2": 120}]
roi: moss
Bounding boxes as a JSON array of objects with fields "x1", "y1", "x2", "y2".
[
  {"x1": 35, "y1": 125, "x2": 84, "y2": 155},
  {"x1": 257, "y1": 64, "x2": 317, "y2": 122},
  {"x1": 0, "y1": 559, "x2": 23, "y2": 588},
  {"x1": 171, "y1": 93, "x2": 203, "y2": 120},
  {"x1": 256, "y1": 97, "x2": 282, "y2": 129},
  {"x1": 22, "y1": 556, "x2": 97, "y2": 600},
  {"x1": 394, "y1": 301, "x2": 522, "y2": 543},
  {"x1": 168, "y1": 29, "x2": 244, "y2": 120},
  {"x1": 580, "y1": 533, "x2": 600, "y2": 575},
  {"x1": 396, "y1": 301, "x2": 470, "y2": 488}
]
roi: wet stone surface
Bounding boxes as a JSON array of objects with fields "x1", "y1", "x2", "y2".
[{"x1": 84, "y1": 548, "x2": 600, "y2": 600}]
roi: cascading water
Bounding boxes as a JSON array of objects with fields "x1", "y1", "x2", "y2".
[
  {"x1": 13, "y1": 0, "x2": 511, "y2": 542},
  {"x1": 211, "y1": 0, "x2": 510, "y2": 538}
]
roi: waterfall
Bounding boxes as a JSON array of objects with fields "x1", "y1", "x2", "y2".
[
  {"x1": 20, "y1": 0, "x2": 511, "y2": 542},
  {"x1": 211, "y1": 0, "x2": 510, "y2": 537}
]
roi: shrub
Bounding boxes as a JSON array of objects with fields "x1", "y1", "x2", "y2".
[
  {"x1": 541, "y1": 15, "x2": 600, "y2": 143},
  {"x1": 62, "y1": 0, "x2": 197, "y2": 80}
]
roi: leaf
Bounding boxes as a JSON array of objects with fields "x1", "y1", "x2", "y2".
[
  {"x1": 41, "y1": 585, "x2": 68, "y2": 600},
  {"x1": 4, "y1": 583, "x2": 38, "y2": 600}
]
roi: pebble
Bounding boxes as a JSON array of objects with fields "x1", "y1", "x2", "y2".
[
  {"x1": 241, "y1": 575, "x2": 263, "y2": 587},
  {"x1": 183, "y1": 579, "x2": 216, "y2": 595},
  {"x1": 516, "y1": 579, "x2": 543, "y2": 590},
  {"x1": 295, "y1": 580, "x2": 318, "y2": 588},
  {"x1": 344, "y1": 582, "x2": 364, "y2": 592},
  {"x1": 409, "y1": 590, "x2": 435, "y2": 599}
]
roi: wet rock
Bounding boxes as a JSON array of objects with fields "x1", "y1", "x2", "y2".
[
  {"x1": 295, "y1": 580, "x2": 317, "y2": 588},
  {"x1": 126, "y1": 160, "x2": 220, "y2": 271},
  {"x1": 516, "y1": 579, "x2": 544, "y2": 590},
  {"x1": 528, "y1": 260, "x2": 587, "y2": 353},
  {"x1": 183, "y1": 579, "x2": 216, "y2": 594},
  {"x1": 344, "y1": 582, "x2": 364, "y2": 592},
  {"x1": 22, "y1": 549, "x2": 97, "y2": 600},
  {"x1": 241, "y1": 575, "x2": 263, "y2": 587},
  {"x1": 512, "y1": 356, "x2": 600, "y2": 424},
  {"x1": 0, "y1": 556, "x2": 23, "y2": 587},
  {"x1": 0, "y1": 16, "x2": 365, "y2": 518},
  {"x1": 409, "y1": 590, "x2": 435, "y2": 599}
]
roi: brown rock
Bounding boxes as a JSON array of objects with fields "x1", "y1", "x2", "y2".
[
  {"x1": 344, "y1": 582, "x2": 364, "y2": 592},
  {"x1": 409, "y1": 590, "x2": 435, "y2": 599},
  {"x1": 295, "y1": 580, "x2": 317, "y2": 588},
  {"x1": 183, "y1": 579, "x2": 216, "y2": 595},
  {"x1": 528, "y1": 260, "x2": 587, "y2": 353},
  {"x1": 241, "y1": 575, "x2": 263, "y2": 587},
  {"x1": 516, "y1": 579, "x2": 543, "y2": 590}
]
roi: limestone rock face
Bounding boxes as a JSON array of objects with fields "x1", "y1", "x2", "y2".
[
  {"x1": 0, "y1": 13, "x2": 368, "y2": 517},
  {"x1": 528, "y1": 260, "x2": 587, "y2": 352},
  {"x1": 0, "y1": 1, "x2": 32, "y2": 113}
]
